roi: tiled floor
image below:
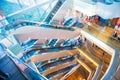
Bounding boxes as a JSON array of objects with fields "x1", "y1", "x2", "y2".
[
  {"x1": 65, "y1": 66, "x2": 89, "y2": 80},
  {"x1": 83, "y1": 22, "x2": 120, "y2": 49}
]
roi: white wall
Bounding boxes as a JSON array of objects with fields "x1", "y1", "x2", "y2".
[{"x1": 74, "y1": 0, "x2": 120, "y2": 19}]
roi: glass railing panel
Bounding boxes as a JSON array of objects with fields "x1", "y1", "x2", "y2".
[
  {"x1": 82, "y1": 23, "x2": 120, "y2": 49},
  {"x1": 0, "y1": 0, "x2": 65, "y2": 31},
  {"x1": 20, "y1": 45, "x2": 74, "y2": 62},
  {"x1": 8, "y1": 53, "x2": 48, "y2": 80},
  {"x1": 44, "y1": 0, "x2": 63, "y2": 23},
  {"x1": 41, "y1": 0, "x2": 66, "y2": 23},
  {"x1": 0, "y1": 1, "x2": 55, "y2": 30},
  {"x1": 39, "y1": 0, "x2": 59, "y2": 21},
  {"x1": 0, "y1": 0, "x2": 53, "y2": 16},
  {"x1": 39, "y1": 56, "x2": 75, "y2": 70},
  {"x1": 0, "y1": 0, "x2": 24, "y2": 16},
  {"x1": 0, "y1": 54, "x2": 28, "y2": 80},
  {"x1": 5, "y1": 9, "x2": 43, "y2": 24},
  {"x1": 46, "y1": 64, "x2": 77, "y2": 79}
]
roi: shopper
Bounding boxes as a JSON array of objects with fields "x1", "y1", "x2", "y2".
[
  {"x1": 85, "y1": 16, "x2": 91, "y2": 30},
  {"x1": 111, "y1": 30, "x2": 117, "y2": 39}
]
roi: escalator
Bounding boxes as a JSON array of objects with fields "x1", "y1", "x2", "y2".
[
  {"x1": 4, "y1": 20, "x2": 76, "y2": 42},
  {"x1": 19, "y1": 40, "x2": 79, "y2": 80},
  {"x1": 16, "y1": 28, "x2": 82, "y2": 62},
  {"x1": 20, "y1": 37, "x2": 79, "y2": 62},
  {"x1": 63, "y1": 17, "x2": 76, "y2": 27},
  {"x1": 20, "y1": 45, "x2": 74, "y2": 62},
  {"x1": 47, "y1": 39, "x2": 58, "y2": 46},
  {"x1": 43, "y1": 0, "x2": 66, "y2": 24},
  {"x1": 0, "y1": 51, "x2": 47, "y2": 80},
  {"x1": 38, "y1": 56, "x2": 75, "y2": 72},
  {"x1": 12, "y1": 57, "x2": 48, "y2": 80},
  {"x1": 34, "y1": 55, "x2": 77, "y2": 80},
  {"x1": 23, "y1": 47, "x2": 78, "y2": 80},
  {"x1": 45, "y1": 64, "x2": 77, "y2": 80},
  {"x1": 0, "y1": 55, "x2": 27, "y2": 80}
]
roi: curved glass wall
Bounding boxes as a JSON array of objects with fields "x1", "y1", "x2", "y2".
[
  {"x1": 0, "y1": 0, "x2": 51, "y2": 16},
  {"x1": 0, "y1": 0, "x2": 26, "y2": 16},
  {"x1": 0, "y1": 0, "x2": 58, "y2": 28}
]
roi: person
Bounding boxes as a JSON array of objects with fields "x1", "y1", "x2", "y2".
[
  {"x1": 85, "y1": 16, "x2": 90, "y2": 23},
  {"x1": 85, "y1": 16, "x2": 91, "y2": 29},
  {"x1": 94, "y1": 15, "x2": 99, "y2": 23},
  {"x1": 102, "y1": 52, "x2": 105, "y2": 57},
  {"x1": 101, "y1": 25, "x2": 106, "y2": 32},
  {"x1": 84, "y1": 38, "x2": 87, "y2": 42},
  {"x1": 111, "y1": 30, "x2": 117, "y2": 39},
  {"x1": 59, "y1": 19, "x2": 63, "y2": 26},
  {"x1": 114, "y1": 24, "x2": 120, "y2": 31},
  {"x1": 78, "y1": 35, "x2": 84, "y2": 46},
  {"x1": 118, "y1": 34, "x2": 120, "y2": 42},
  {"x1": 75, "y1": 52, "x2": 80, "y2": 59}
]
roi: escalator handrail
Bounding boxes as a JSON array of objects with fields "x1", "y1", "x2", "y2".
[
  {"x1": 38, "y1": 56, "x2": 74, "y2": 69},
  {"x1": 43, "y1": 0, "x2": 66, "y2": 23},
  {"x1": 45, "y1": 63, "x2": 77, "y2": 78},
  {"x1": 5, "y1": 54, "x2": 29, "y2": 80},
  {"x1": 40, "y1": 24, "x2": 75, "y2": 31},
  {"x1": 5, "y1": 20, "x2": 38, "y2": 30},
  {"x1": 8, "y1": 54, "x2": 48, "y2": 80},
  {"x1": 22, "y1": 45, "x2": 74, "y2": 57},
  {"x1": 40, "y1": 0, "x2": 59, "y2": 22}
]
